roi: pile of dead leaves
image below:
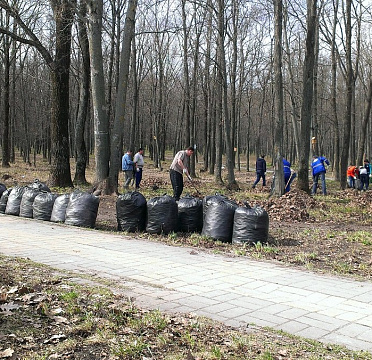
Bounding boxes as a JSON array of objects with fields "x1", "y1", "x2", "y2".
[
  {"x1": 141, "y1": 176, "x2": 169, "y2": 189},
  {"x1": 263, "y1": 189, "x2": 322, "y2": 222},
  {"x1": 344, "y1": 190, "x2": 372, "y2": 208}
]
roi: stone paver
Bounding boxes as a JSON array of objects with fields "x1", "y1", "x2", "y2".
[{"x1": 1, "y1": 215, "x2": 372, "y2": 353}]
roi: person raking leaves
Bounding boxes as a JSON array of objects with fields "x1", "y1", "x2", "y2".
[{"x1": 169, "y1": 146, "x2": 194, "y2": 201}]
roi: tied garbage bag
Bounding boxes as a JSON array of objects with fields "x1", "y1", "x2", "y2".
[
  {"x1": 146, "y1": 195, "x2": 178, "y2": 234},
  {"x1": 33, "y1": 193, "x2": 58, "y2": 221},
  {"x1": 232, "y1": 205, "x2": 269, "y2": 244},
  {"x1": 50, "y1": 194, "x2": 70, "y2": 223},
  {"x1": 5, "y1": 186, "x2": 26, "y2": 216},
  {"x1": 202, "y1": 198, "x2": 238, "y2": 242},
  {"x1": 0, "y1": 183, "x2": 6, "y2": 198},
  {"x1": 29, "y1": 179, "x2": 51, "y2": 192},
  {"x1": 116, "y1": 191, "x2": 147, "y2": 232},
  {"x1": 178, "y1": 196, "x2": 203, "y2": 233},
  {"x1": 19, "y1": 187, "x2": 40, "y2": 218},
  {"x1": 0, "y1": 188, "x2": 12, "y2": 214},
  {"x1": 65, "y1": 191, "x2": 100, "y2": 228}
]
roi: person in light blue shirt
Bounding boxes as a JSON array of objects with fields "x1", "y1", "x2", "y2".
[
  {"x1": 311, "y1": 155, "x2": 330, "y2": 195},
  {"x1": 122, "y1": 149, "x2": 134, "y2": 189}
]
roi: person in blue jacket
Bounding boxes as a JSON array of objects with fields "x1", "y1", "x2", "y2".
[
  {"x1": 252, "y1": 155, "x2": 266, "y2": 188},
  {"x1": 122, "y1": 149, "x2": 134, "y2": 189},
  {"x1": 311, "y1": 155, "x2": 330, "y2": 195},
  {"x1": 283, "y1": 158, "x2": 297, "y2": 193}
]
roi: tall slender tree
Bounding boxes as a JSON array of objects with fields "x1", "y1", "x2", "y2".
[
  {"x1": 297, "y1": 0, "x2": 318, "y2": 193},
  {"x1": 272, "y1": 0, "x2": 284, "y2": 196}
]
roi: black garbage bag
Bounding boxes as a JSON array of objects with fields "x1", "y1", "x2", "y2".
[
  {"x1": 0, "y1": 183, "x2": 6, "y2": 198},
  {"x1": 146, "y1": 195, "x2": 178, "y2": 234},
  {"x1": 19, "y1": 187, "x2": 40, "y2": 218},
  {"x1": 33, "y1": 193, "x2": 58, "y2": 221},
  {"x1": 232, "y1": 205, "x2": 269, "y2": 244},
  {"x1": 65, "y1": 191, "x2": 100, "y2": 228},
  {"x1": 201, "y1": 198, "x2": 238, "y2": 242},
  {"x1": 178, "y1": 195, "x2": 203, "y2": 233},
  {"x1": 5, "y1": 186, "x2": 26, "y2": 216},
  {"x1": 30, "y1": 179, "x2": 51, "y2": 192},
  {"x1": 202, "y1": 194, "x2": 232, "y2": 221},
  {"x1": 0, "y1": 188, "x2": 12, "y2": 214},
  {"x1": 117, "y1": 191, "x2": 147, "y2": 232},
  {"x1": 50, "y1": 194, "x2": 70, "y2": 223}
]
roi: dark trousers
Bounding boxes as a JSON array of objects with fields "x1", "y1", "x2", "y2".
[
  {"x1": 170, "y1": 169, "x2": 183, "y2": 200},
  {"x1": 360, "y1": 174, "x2": 369, "y2": 190},
  {"x1": 135, "y1": 168, "x2": 143, "y2": 188}
]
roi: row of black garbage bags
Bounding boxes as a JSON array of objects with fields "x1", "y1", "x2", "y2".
[{"x1": 0, "y1": 181, "x2": 269, "y2": 244}]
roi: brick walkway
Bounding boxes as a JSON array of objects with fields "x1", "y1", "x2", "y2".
[{"x1": 1, "y1": 215, "x2": 372, "y2": 353}]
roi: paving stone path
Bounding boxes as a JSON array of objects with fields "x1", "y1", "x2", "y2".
[{"x1": 1, "y1": 215, "x2": 372, "y2": 352}]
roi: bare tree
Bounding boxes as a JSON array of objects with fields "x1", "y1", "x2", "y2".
[
  {"x1": 108, "y1": 0, "x2": 138, "y2": 194},
  {"x1": 0, "y1": 0, "x2": 75, "y2": 187},
  {"x1": 1, "y1": 9, "x2": 10, "y2": 167},
  {"x1": 272, "y1": 0, "x2": 284, "y2": 196},
  {"x1": 297, "y1": 0, "x2": 318, "y2": 193},
  {"x1": 339, "y1": 0, "x2": 352, "y2": 190},
  {"x1": 86, "y1": 0, "x2": 110, "y2": 186},
  {"x1": 74, "y1": 0, "x2": 90, "y2": 185},
  {"x1": 356, "y1": 77, "x2": 372, "y2": 166}
]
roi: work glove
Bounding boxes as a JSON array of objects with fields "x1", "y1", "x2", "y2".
[{"x1": 136, "y1": 168, "x2": 140, "y2": 172}]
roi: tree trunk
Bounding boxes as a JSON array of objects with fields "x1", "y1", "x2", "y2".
[
  {"x1": 108, "y1": 0, "x2": 138, "y2": 194},
  {"x1": 283, "y1": 1, "x2": 300, "y2": 161},
  {"x1": 331, "y1": 0, "x2": 340, "y2": 180},
  {"x1": 74, "y1": 0, "x2": 90, "y2": 185},
  {"x1": 272, "y1": 0, "x2": 284, "y2": 196},
  {"x1": 87, "y1": 0, "x2": 110, "y2": 186},
  {"x1": 48, "y1": 0, "x2": 75, "y2": 187},
  {"x1": 340, "y1": 0, "x2": 352, "y2": 190},
  {"x1": 297, "y1": 0, "x2": 317, "y2": 194},
  {"x1": 356, "y1": 78, "x2": 372, "y2": 166},
  {"x1": 181, "y1": 0, "x2": 191, "y2": 148},
  {"x1": 218, "y1": 0, "x2": 236, "y2": 187},
  {"x1": 2, "y1": 16, "x2": 10, "y2": 168}
]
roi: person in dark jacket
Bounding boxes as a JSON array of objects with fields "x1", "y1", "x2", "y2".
[
  {"x1": 359, "y1": 159, "x2": 370, "y2": 191},
  {"x1": 311, "y1": 155, "x2": 330, "y2": 195},
  {"x1": 252, "y1": 155, "x2": 266, "y2": 188}
]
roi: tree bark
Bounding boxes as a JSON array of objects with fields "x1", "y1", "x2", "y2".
[
  {"x1": 297, "y1": 0, "x2": 317, "y2": 194},
  {"x1": 340, "y1": 0, "x2": 352, "y2": 190},
  {"x1": 74, "y1": 0, "x2": 90, "y2": 185},
  {"x1": 49, "y1": 0, "x2": 75, "y2": 187},
  {"x1": 86, "y1": 0, "x2": 110, "y2": 186},
  {"x1": 273, "y1": 0, "x2": 284, "y2": 196},
  {"x1": 2, "y1": 13, "x2": 11, "y2": 168},
  {"x1": 108, "y1": 0, "x2": 138, "y2": 194},
  {"x1": 356, "y1": 78, "x2": 372, "y2": 166}
]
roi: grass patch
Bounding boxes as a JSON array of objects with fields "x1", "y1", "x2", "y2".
[{"x1": 1, "y1": 255, "x2": 371, "y2": 359}]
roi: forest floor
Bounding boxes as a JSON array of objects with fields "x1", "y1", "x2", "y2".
[{"x1": 1, "y1": 154, "x2": 372, "y2": 359}]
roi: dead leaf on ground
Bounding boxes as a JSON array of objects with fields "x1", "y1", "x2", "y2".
[{"x1": 0, "y1": 348, "x2": 14, "y2": 358}]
